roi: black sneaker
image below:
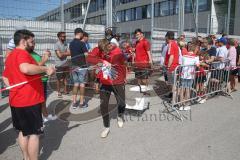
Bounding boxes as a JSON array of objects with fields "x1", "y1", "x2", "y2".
[
  {"x1": 71, "y1": 102, "x2": 79, "y2": 109},
  {"x1": 79, "y1": 102, "x2": 88, "y2": 108}
]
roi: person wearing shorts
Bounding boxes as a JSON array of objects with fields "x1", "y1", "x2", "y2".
[
  {"x1": 133, "y1": 28, "x2": 152, "y2": 94},
  {"x1": 69, "y1": 28, "x2": 88, "y2": 109},
  {"x1": 54, "y1": 32, "x2": 71, "y2": 97},
  {"x1": 164, "y1": 31, "x2": 179, "y2": 100},
  {"x1": 2, "y1": 30, "x2": 55, "y2": 160},
  {"x1": 179, "y1": 44, "x2": 199, "y2": 111}
]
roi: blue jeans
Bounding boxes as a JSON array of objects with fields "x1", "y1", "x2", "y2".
[{"x1": 71, "y1": 68, "x2": 88, "y2": 85}]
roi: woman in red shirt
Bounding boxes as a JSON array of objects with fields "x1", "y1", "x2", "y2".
[{"x1": 87, "y1": 39, "x2": 127, "y2": 138}]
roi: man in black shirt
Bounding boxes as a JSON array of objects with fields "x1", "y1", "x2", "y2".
[{"x1": 69, "y1": 28, "x2": 88, "y2": 109}]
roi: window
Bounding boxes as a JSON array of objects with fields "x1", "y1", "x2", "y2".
[
  {"x1": 125, "y1": 9, "x2": 132, "y2": 21},
  {"x1": 121, "y1": 10, "x2": 125, "y2": 22},
  {"x1": 169, "y1": 0, "x2": 174, "y2": 15},
  {"x1": 160, "y1": 1, "x2": 170, "y2": 16},
  {"x1": 185, "y1": 0, "x2": 192, "y2": 13},
  {"x1": 117, "y1": 11, "x2": 121, "y2": 22},
  {"x1": 136, "y1": 7, "x2": 142, "y2": 20},
  {"x1": 142, "y1": 6, "x2": 148, "y2": 19},
  {"x1": 198, "y1": 0, "x2": 208, "y2": 11},
  {"x1": 154, "y1": 3, "x2": 160, "y2": 17},
  {"x1": 147, "y1": 5, "x2": 151, "y2": 18}
]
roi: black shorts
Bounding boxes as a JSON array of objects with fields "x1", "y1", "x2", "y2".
[
  {"x1": 134, "y1": 68, "x2": 150, "y2": 79},
  {"x1": 56, "y1": 66, "x2": 69, "y2": 80},
  {"x1": 10, "y1": 104, "x2": 43, "y2": 136},
  {"x1": 230, "y1": 69, "x2": 238, "y2": 76}
]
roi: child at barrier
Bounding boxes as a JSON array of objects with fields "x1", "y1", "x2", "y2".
[{"x1": 179, "y1": 44, "x2": 199, "y2": 111}]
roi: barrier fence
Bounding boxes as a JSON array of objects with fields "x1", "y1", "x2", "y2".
[{"x1": 170, "y1": 60, "x2": 231, "y2": 109}]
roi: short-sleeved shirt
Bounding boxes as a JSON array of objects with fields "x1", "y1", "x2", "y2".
[
  {"x1": 216, "y1": 45, "x2": 228, "y2": 60},
  {"x1": 164, "y1": 40, "x2": 179, "y2": 72},
  {"x1": 30, "y1": 51, "x2": 48, "y2": 82},
  {"x1": 54, "y1": 41, "x2": 68, "y2": 67},
  {"x1": 69, "y1": 38, "x2": 88, "y2": 67},
  {"x1": 135, "y1": 38, "x2": 150, "y2": 68},
  {"x1": 228, "y1": 46, "x2": 237, "y2": 67},
  {"x1": 236, "y1": 45, "x2": 240, "y2": 65},
  {"x1": 3, "y1": 48, "x2": 44, "y2": 107},
  {"x1": 181, "y1": 53, "x2": 199, "y2": 79},
  {"x1": 208, "y1": 47, "x2": 217, "y2": 57}
]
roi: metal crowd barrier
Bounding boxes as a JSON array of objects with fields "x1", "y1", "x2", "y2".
[{"x1": 171, "y1": 60, "x2": 231, "y2": 109}]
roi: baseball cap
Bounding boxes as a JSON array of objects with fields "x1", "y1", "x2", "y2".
[{"x1": 217, "y1": 37, "x2": 227, "y2": 45}]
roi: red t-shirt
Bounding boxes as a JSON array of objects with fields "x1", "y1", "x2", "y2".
[
  {"x1": 87, "y1": 47, "x2": 126, "y2": 85},
  {"x1": 164, "y1": 40, "x2": 179, "y2": 72},
  {"x1": 3, "y1": 48, "x2": 44, "y2": 107},
  {"x1": 181, "y1": 47, "x2": 188, "y2": 56},
  {"x1": 135, "y1": 38, "x2": 150, "y2": 68}
]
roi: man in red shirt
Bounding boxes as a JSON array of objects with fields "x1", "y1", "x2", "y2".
[
  {"x1": 2, "y1": 30, "x2": 55, "y2": 160},
  {"x1": 134, "y1": 28, "x2": 153, "y2": 93},
  {"x1": 164, "y1": 31, "x2": 179, "y2": 100}
]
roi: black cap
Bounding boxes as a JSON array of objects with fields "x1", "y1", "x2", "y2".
[{"x1": 74, "y1": 28, "x2": 84, "y2": 35}]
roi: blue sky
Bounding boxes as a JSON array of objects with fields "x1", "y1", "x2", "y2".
[{"x1": 0, "y1": 0, "x2": 71, "y2": 19}]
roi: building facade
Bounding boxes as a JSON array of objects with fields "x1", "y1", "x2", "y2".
[{"x1": 36, "y1": 0, "x2": 240, "y2": 37}]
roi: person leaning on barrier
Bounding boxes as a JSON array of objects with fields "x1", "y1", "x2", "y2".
[
  {"x1": 179, "y1": 44, "x2": 200, "y2": 111},
  {"x1": 228, "y1": 38, "x2": 238, "y2": 92},
  {"x1": 2, "y1": 29, "x2": 55, "y2": 160}
]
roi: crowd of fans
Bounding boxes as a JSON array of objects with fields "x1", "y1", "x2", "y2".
[{"x1": 2, "y1": 27, "x2": 240, "y2": 159}]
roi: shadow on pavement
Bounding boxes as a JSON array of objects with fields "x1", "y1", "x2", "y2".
[{"x1": 0, "y1": 118, "x2": 17, "y2": 154}]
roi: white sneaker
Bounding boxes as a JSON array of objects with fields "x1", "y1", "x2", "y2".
[
  {"x1": 199, "y1": 99, "x2": 207, "y2": 104},
  {"x1": 47, "y1": 114, "x2": 58, "y2": 121},
  {"x1": 117, "y1": 117, "x2": 124, "y2": 128},
  {"x1": 183, "y1": 106, "x2": 191, "y2": 111},
  {"x1": 179, "y1": 106, "x2": 184, "y2": 111},
  {"x1": 43, "y1": 117, "x2": 48, "y2": 123},
  {"x1": 100, "y1": 128, "x2": 110, "y2": 138}
]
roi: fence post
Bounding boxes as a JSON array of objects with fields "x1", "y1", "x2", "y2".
[{"x1": 60, "y1": 0, "x2": 65, "y2": 32}]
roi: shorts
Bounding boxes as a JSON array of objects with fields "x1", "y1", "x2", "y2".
[
  {"x1": 43, "y1": 81, "x2": 48, "y2": 100},
  {"x1": 167, "y1": 72, "x2": 175, "y2": 85},
  {"x1": 56, "y1": 66, "x2": 69, "y2": 80},
  {"x1": 230, "y1": 69, "x2": 238, "y2": 76},
  {"x1": 71, "y1": 68, "x2": 88, "y2": 84},
  {"x1": 10, "y1": 104, "x2": 44, "y2": 136},
  {"x1": 180, "y1": 79, "x2": 194, "y2": 88},
  {"x1": 134, "y1": 68, "x2": 150, "y2": 79}
]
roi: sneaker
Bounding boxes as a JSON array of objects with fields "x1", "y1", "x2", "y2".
[
  {"x1": 100, "y1": 128, "x2": 110, "y2": 138},
  {"x1": 179, "y1": 106, "x2": 184, "y2": 111},
  {"x1": 57, "y1": 93, "x2": 62, "y2": 98},
  {"x1": 183, "y1": 106, "x2": 191, "y2": 111},
  {"x1": 47, "y1": 114, "x2": 57, "y2": 121},
  {"x1": 71, "y1": 102, "x2": 79, "y2": 109},
  {"x1": 43, "y1": 117, "x2": 49, "y2": 123},
  {"x1": 79, "y1": 102, "x2": 88, "y2": 108},
  {"x1": 199, "y1": 99, "x2": 207, "y2": 104},
  {"x1": 117, "y1": 116, "x2": 124, "y2": 128}
]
